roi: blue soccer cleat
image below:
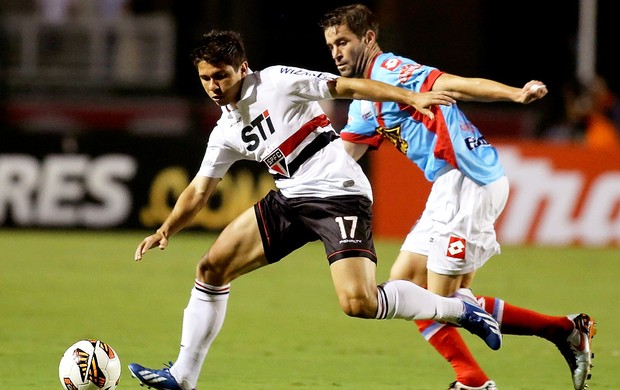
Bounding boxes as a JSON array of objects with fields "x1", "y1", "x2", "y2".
[
  {"x1": 128, "y1": 362, "x2": 184, "y2": 390},
  {"x1": 457, "y1": 301, "x2": 502, "y2": 350}
]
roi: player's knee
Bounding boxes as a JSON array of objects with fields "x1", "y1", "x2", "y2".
[
  {"x1": 196, "y1": 250, "x2": 229, "y2": 284},
  {"x1": 338, "y1": 295, "x2": 376, "y2": 319}
]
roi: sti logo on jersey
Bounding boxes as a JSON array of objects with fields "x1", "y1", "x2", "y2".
[
  {"x1": 242, "y1": 110, "x2": 276, "y2": 151},
  {"x1": 446, "y1": 235, "x2": 466, "y2": 259},
  {"x1": 263, "y1": 148, "x2": 289, "y2": 177}
]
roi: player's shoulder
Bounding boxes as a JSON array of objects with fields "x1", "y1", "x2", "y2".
[
  {"x1": 372, "y1": 52, "x2": 436, "y2": 86},
  {"x1": 374, "y1": 52, "x2": 419, "y2": 71},
  {"x1": 260, "y1": 65, "x2": 306, "y2": 77},
  {"x1": 261, "y1": 65, "x2": 337, "y2": 81}
]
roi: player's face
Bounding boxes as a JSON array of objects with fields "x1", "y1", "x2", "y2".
[
  {"x1": 324, "y1": 24, "x2": 367, "y2": 78},
  {"x1": 197, "y1": 60, "x2": 248, "y2": 106}
]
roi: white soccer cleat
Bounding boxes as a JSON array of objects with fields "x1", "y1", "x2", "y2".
[
  {"x1": 555, "y1": 313, "x2": 596, "y2": 390},
  {"x1": 448, "y1": 379, "x2": 498, "y2": 390}
]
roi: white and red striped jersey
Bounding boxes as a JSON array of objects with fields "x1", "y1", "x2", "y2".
[{"x1": 197, "y1": 65, "x2": 372, "y2": 200}]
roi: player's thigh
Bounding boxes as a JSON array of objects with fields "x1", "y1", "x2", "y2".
[
  {"x1": 199, "y1": 206, "x2": 267, "y2": 284},
  {"x1": 426, "y1": 269, "x2": 477, "y2": 296},
  {"x1": 390, "y1": 250, "x2": 428, "y2": 285},
  {"x1": 329, "y1": 256, "x2": 378, "y2": 317}
]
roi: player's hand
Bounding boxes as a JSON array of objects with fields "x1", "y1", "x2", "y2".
[
  {"x1": 134, "y1": 231, "x2": 169, "y2": 261},
  {"x1": 408, "y1": 91, "x2": 456, "y2": 120},
  {"x1": 518, "y1": 80, "x2": 547, "y2": 103}
]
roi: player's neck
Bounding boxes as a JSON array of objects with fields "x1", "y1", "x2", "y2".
[{"x1": 357, "y1": 43, "x2": 382, "y2": 79}]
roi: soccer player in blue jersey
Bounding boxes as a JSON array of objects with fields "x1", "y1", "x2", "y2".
[{"x1": 320, "y1": 4, "x2": 595, "y2": 390}]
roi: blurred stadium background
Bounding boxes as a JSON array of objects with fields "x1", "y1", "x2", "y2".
[
  {"x1": 0, "y1": 0, "x2": 618, "y2": 243},
  {"x1": 1, "y1": 1, "x2": 619, "y2": 388}
]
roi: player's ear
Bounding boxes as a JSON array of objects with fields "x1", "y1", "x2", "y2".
[
  {"x1": 240, "y1": 61, "x2": 249, "y2": 77},
  {"x1": 363, "y1": 30, "x2": 376, "y2": 44}
]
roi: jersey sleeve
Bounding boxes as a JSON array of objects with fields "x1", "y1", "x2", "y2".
[
  {"x1": 420, "y1": 69, "x2": 444, "y2": 92},
  {"x1": 339, "y1": 100, "x2": 384, "y2": 150},
  {"x1": 196, "y1": 126, "x2": 242, "y2": 178},
  {"x1": 372, "y1": 55, "x2": 442, "y2": 92},
  {"x1": 265, "y1": 66, "x2": 338, "y2": 103}
]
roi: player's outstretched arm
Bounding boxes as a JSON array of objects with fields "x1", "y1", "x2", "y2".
[
  {"x1": 432, "y1": 73, "x2": 547, "y2": 104},
  {"x1": 134, "y1": 176, "x2": 221, "y2": 261},
  {"x1": 517, "y1": 80, "x2": 548, "y2": 104},
  {"x1": 328, "y1": 77, "x2": 456, "y2": 120}
]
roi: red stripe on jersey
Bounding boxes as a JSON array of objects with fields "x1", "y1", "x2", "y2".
[
  {"x1": 401, "y1": 69, "x2": 458, "y2": 168},
  {"x1": 401, "y1": 106, "x2": 458, "y2": 168},
  {"x1": 420, "y1": 69, "x2": 444, "y2": 92},
  {"x1": 278, "y1": 114, "x2": 330, "y2": 156},
  {"x1": 431, "y1": 111, "x2": 458, "y2": 169},
  {"x1": 365, "y1": 53, "x2": 381, "y2": 79}
]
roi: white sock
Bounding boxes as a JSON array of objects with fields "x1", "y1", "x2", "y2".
[
  {"x1": 376, "y1": 280, "x2": 464, "y2": 322},
  {"x1": 452, "y1": 287, "x2": 478, "y2": 305},
  {"x1": 170, "y1": 280, "x2": 230, "y2": 389}
]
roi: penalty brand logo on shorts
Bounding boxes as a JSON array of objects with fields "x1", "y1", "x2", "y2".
[{"x1": 446, "y1": 235, "x2": 466, "y2": 259}]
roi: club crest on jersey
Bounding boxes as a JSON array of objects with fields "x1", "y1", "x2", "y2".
[
  {"x1": 446, "y1": 235, "x2": 466, "y2": 259},
  {"x1": 377, "y1": 125, "x2": 408, "y2": 154},
  {"x1": 263, "y1": 148, "x2": 289, "y2": 177}
]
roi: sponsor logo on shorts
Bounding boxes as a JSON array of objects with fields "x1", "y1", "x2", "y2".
[
  {"x1": 339, "y1": 239, "x2": 362, "y2": 244},
  {"x1": 446, "y1": 235, "x2": 466, "y2": 259}
]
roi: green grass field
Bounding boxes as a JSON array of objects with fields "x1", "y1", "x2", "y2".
[{"x1": 1, "y1": 229, "x2": 618, "y2": 389}]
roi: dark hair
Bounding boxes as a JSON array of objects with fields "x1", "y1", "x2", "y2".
[
  {"x1": 318, "y1": 4, "x2": 379, "y2": 38},
  {"x1": 191, "y1": 29, "x2": 247, "y2": 69}
]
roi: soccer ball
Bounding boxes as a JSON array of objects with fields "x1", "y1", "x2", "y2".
[{"x1": 58, "y1": 339, "x2": 121, "y2": 390}]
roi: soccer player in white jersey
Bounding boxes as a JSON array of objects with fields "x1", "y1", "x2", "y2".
[
  {"x1": 126, "y1": 29, "x2": 504, "y2": 390},
  {"x1": 320, "y1": 4, "x2": 595, "y2": 390}
]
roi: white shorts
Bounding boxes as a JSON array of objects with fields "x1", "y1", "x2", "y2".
[{"x1": 400, "y1": 169, "x2": 509, "y2": 275}]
